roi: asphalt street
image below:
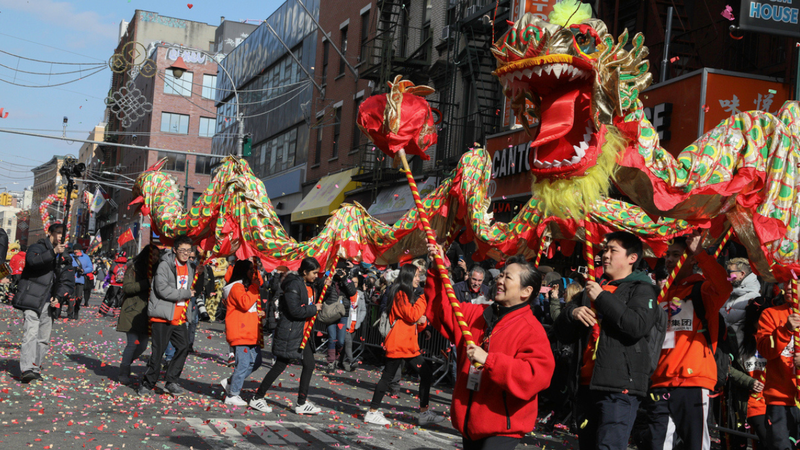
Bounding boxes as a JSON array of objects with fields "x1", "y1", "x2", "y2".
[{"x1": 0, "y1": 293, "x2": 575, "y2": 449}]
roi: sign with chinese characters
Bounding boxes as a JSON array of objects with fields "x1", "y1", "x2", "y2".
[
  {"x1": 739, "y1": 0, "x2": 800, "y2": 39},
  {"x1": 640, "y1": 69, "x2": 791, "y2": 157}
]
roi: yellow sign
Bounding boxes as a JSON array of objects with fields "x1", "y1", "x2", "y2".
[{"x1": 291, "y1": 168, "x2": 360, "y2": 222}]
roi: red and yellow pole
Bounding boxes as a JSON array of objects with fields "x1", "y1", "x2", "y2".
[
  {"x1": 791, "y1": 276, "x2": 800, "y2": 407},
  {"x1": 398, "y1": 150, "x2": 480, "y2": 366},
  {"x1": 299, "y1": 254, "x2": 340, "y2": 350},
  {"x1": 584, "y1": 224, "x2": 596, "y2": 283},
  {"x1": 714, "y1": 227, "x2": 734, "y2": 259}
]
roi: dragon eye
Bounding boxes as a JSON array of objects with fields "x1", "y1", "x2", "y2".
[{"x1": 570, "y1": 29, "x2": 596, "y2": 54}]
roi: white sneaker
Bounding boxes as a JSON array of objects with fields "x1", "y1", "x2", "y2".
[
  {"x1": 365, "y1": 410, "x2": 391, "y2": 426},
  {"x1": 249, "y1": 398, "x2": 273, "y2": 413},
  {"x1": 224, "y1": 395, "x2": 247, "y2": 406},
  {"x1": 418, "y1": 409, "x2": 445, "y2": 426},
  {"x1": 220, "y1": 377, "x2": 230, "y2": 396},
  {"x1": 294, "y1": 400, "x2": 321, "y2": 415}
]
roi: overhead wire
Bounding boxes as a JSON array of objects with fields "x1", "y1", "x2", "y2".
[
  {"x1": 0, "y1": 61, "x2": 105, "y2": 76},
  {"x1": 0, "y1": 48, "x2": 106, "y2": 66},
  {"x1": 0, "y1": 33, "x2": 106, "y2": 62},
  {"x1": 0, "y1": 66, "x2": 106, "y2": 88}
]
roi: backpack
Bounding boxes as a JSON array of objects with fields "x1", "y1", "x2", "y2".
[
  {"x1": 374, "y1": 310, "x2": 397, "y2": 338},
  {"x1": 690, "y1": 281, "x2": 732, "y2": 392},
  {"x1": 113, "y1": 264, "x2": 126, "y2": 284},
  {"x1": 646, "y1": 294, "x2": 668, "y2": 375}
]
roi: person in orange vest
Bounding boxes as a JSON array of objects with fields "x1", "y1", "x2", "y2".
[
  {"x1": 756, "y1": 287, "x2": 800, "y2": 450},
  {"x1": 641, "y1": 231, "x2": 733, "y2": 450},
  {"x1": 365, "y1": 263, "x2": 445, "y2": 427},
  {"x1": 219, "y1": 259, "x2": 264, "y2": 407}
]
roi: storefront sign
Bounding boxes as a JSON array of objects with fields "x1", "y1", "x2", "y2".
[
  {"x1": 740, "y1": 0, "x2": 800, "y2": 38},
  {"x1": 643, "y1": 103, "x2": 673, "y2": 141},
  {"x1": 486, "y1": 130, "x2": 536, "y2": 199},
  {"x1": 491, "y1": 142, "x2": 532, "y2": 179}
]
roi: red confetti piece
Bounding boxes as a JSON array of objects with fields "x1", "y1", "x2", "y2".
[
  {"x1": 316, "y1": 185, "x2": 321, "y2": 189},
  {"x1": 187, "y1": 3, "x2": 193, "y2": 8},
  {"x1": 134, "y1": 340, "x2": 140, "y2": 345},
  {"x1": 703, "y1": 105, "x2": 710, "y2": 113},
  {"x1": 97, "y1": 331, "x2": 102, "y2": 336},
  {"x1": 243, "y1": 348, "x2": 248, "y2": 353},
  {"x1": 670, "y1": 56, "x2": 679, "y2": 63}
]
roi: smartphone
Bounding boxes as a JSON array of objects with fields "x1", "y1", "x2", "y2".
[
  {"x1": 539, "y1": 286, "x2": 552, "y2": 294},
  {"x1": 577, "y1": 266, "x2": 588, "y2": 275}
]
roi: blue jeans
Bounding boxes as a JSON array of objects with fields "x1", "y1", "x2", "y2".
[
  {"x1": 326, "y1": 316, "x2": 347, "y2": 350},
  {"x1": 121, "y1": 332, "x2": 149, "y2": 367},
  {"x1": 230, "y1": 345, "x2": 262, "y2": 396}
]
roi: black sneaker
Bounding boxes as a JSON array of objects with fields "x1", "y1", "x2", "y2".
[
  {"x1": 137, "y1": 384, "x2": 154, "y2": 396},
  {"x1": 33, "y1": 372, "x2": 42, "y2": 380},
  {"x1": 164, "y1": 382, "x2": 184, "y2": 396},
  {"x1": 20, "y1": 371, "x2": 37, "y2": 384}
]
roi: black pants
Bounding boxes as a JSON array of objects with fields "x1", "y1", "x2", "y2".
[
  {"x1": 370, "y1": 355, "x2": 432, "y2": 410},
  {"x1": 255, "y1": 344, "x2": 314, "y2": 404},
  {"x1": 576, "y1": 386, "x2": 641, "y2": 450},
  {"x1": 68, "y1": 285, "x2": 83, "y2": 319},
  {"x1": 83, "y1": 280, "x2": 91, "y2": 306},
  {"x1": 747, "y1": 414, "x2": 768, "y2": 450},
  {"x1": 143, "y1": 322, "x2": 189, "y2": 388},
  {"x1": 462, "y1": 435, "x2": 520, "y2": 450},
  {"x1": 766, "y1": 405, "x2": 800, "y2": 450},
  {"x1": 641, "y1": 386, "x2": 710, "y2": 450}
]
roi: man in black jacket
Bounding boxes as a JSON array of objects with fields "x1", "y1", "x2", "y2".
[
  {"x1": 555, "y1": 231, "x2": 660, "y2": 450},
  {"x1": 13, "y1": 224, "x2": 66, "y2": 383}
]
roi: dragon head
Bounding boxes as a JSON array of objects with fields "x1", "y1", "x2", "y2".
[{"x1": 492, "y1": 1, "x2": 652, "y2": 218}]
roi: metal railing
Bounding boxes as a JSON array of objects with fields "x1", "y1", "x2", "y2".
[{"x1": 310, "y1": 302, "x2": 455, "y2": 386}]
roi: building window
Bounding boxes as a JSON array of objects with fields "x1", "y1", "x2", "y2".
[
  {"x1": 338, "y1": 27, "x2": 348, "y2": 76},
  {"x1": 202, "y1": 74, "x2": 217, "y2": 100},
  {"x1": 198, "y1": 117, "x2": 215, "y2": 137},
  {"x1": 332, "y1": 107, "x2": 342, "y2": 158},
  {"x1": 157, "y1": 151, "x2": 186, "y2": 172},
  {"x1": 254, "y1": 128, "x2": 299, "y2": 178},
  {"x1": 314, "y1": 127, "x2": 322, "y2": 164},
  {"x1": 160, "y1": 112, "x2": 189, "y2": 134},
  {"x1": 164, "y1": 69, "x2": 193, "y2": 96},
  {"x1": 192, "y1": 192, "x2": 202, "y2": 204},
  {"x1": 195, "y1": 155, "x2": 216, "y2": 175},
  {"x1": 321, "y1": 41, "x2": 329, "y2": 85},
  {"x1": 360, "y1": 11, "x2": 370, "y2": 63},
  {"x1": 352, "y1": 99, "x2": 363, "y2": 151}
]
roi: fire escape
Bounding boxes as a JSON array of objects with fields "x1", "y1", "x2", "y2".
[{"x1": 356, "y1": 0, "x2": 434, "y2": 203}]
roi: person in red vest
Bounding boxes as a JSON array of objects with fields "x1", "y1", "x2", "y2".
[
  {"x1": 641, "y1": 231, "x2": 732, "y2": 450},
  {"x1": 425, "y1": 244, "x2": 555, "y2": 450}
]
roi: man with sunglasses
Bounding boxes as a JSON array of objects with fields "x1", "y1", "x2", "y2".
[{"x1": 138, "y1": 236, "x2": 195, "y2": 396}]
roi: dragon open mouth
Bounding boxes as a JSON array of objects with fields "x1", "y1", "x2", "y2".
[{"x1": 496, "y1": 55, "x2": 597, "y2": 179}]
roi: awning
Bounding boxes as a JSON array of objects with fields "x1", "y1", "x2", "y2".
[
  {"x1": 367, "y1": 178, "x2": 437, "y2": 224},
  {"x1": 291, "y1": 168, "x2": 360, "y2": 222}
]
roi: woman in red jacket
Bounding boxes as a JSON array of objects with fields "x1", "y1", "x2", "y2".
[
  {"x1": 365, "y1": 263, "x2": 445, "y2": 427},
  {"x1": 425, "y1": 244, "x2": 555, "y2": 450},
  {"x1": 220, "y1": 260, "x2": 264, "y2": 408}
]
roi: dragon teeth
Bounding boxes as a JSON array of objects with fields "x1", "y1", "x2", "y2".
[
  {"x1": 573, "y1": 145, "x2": 586, "y2": 157},
  {"x1": 533, "y1": 66, "x2": 543, "y2": 76},
  {"x1": 552, "y1": 64, "x2": 563, "y2": 79},
  {"x1": 570, "y1": 155, "x2": 581, "y2": 164},
  {"x1": 522, "y1": 68, "x2": 534, "y2": 79},
  {"x1": 543, "y1": 65, "x2": 553, "y2": 75}
]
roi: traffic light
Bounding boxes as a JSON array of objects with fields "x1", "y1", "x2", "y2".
[
  {"x1": 71, "y1": 189, "x2": 79, "y2": 200},
  {"x1": 0, "y1": 193, "x2": 11, "y2": 206},
  {"x1": 57, "y1": 185, "x2": 66, "y2": 198},
  {"x1": 242, "y1": 134, "x2": 252, "y2": 157}
]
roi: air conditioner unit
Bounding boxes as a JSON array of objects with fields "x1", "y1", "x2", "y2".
[{"x1": 441, "y1": 26, "x2": 451, "y2": 41}]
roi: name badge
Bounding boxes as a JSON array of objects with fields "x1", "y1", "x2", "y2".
[
  {"x1": 662, "y1": 331, "x2": 675, "y2": 349},
  {"x1": 466, "y1": 366, "x2": 482, "y2": 391}
]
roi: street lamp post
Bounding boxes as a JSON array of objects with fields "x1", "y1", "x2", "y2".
[{"x1": 167, "y1": 54, "x2": 244, "y2": 157}]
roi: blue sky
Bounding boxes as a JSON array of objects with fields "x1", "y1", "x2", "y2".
[{"x1": 0, "y1": 0, "x2": 282, "y2": 191}]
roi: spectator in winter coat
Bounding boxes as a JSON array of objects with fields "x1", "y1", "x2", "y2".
[
  {"x1": 641, "y1": 231, "x2": 733, "y2": 450},
  {"x1": 219, "y1": 260, "x2": 265, "y2": 408},
  {"x1": 453, "y1": 266, "x2": 490, "y2": 304},
  {"x1": 721, "y1": 257, "x2": 761, "y2": 352},
  {"x1": 100, "y1": 255, "x2": 128, "y2": 317},
  {"x1": 116, "y1": 244, "x2": 159, "y2": 385},
  {"x1": 338, "y1": 274, "x2": 367, "y2": 372},
  {"x1": 322, "y1": 265, "x2": 358, "y2": 371},
  {"x1": 425, "y1": 244, "x2": 555, "y2": 450},
  {"x1": 249, "y1": 257, "x2": 324, "y2": 415},
  {"x1": 555, "y1": 231, "x2": 661, "y2": 450},
  {"x1": 365, "y1": 263, "x2": 445, "y2": 427},
  {"x1": 53, "y1": 252, "x2": 76, "y2": 321},
  {"x1": 13, "y1": 223, "x2": 66, "y2": 383},
  {"x1": 138, "y1": 237, "x2": 195, "y2": 397},
  {"x1": 71, "y1": 244, "x2": 93, "y2": 307}
]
